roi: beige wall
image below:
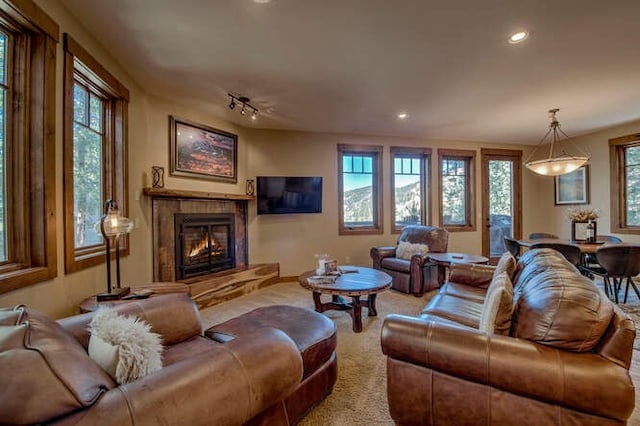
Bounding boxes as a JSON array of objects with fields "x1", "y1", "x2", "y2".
[{"x1": 3, "y1": 0, "x2": 636, "y2": 318}]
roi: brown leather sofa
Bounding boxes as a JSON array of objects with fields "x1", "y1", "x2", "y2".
[
  {"x1": 370, "y1": 225, "x2": 449, "y2": 296},
  {"x1": 0, "y1": 293, "x2": 337, "y2": 425},
  {"x1": 381, "y1": 248, "x2": 636, "y2": 425}
]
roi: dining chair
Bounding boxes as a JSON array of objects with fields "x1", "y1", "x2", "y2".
[
  {"x1": 582, "y1": 235, "x2": 623, "y2": 269},
  {"x1": 528, "y1": 232, "x2": 559, "y2": 240},
  {"x1": 503, "y1": 235, "x2": 521, "y2": 259},
  {"x1": 529, "y1": 242, "x2": 582, "y2": 267},
  {"x1": 594, "y1": 244, "x2": 640, "y2": 304}
]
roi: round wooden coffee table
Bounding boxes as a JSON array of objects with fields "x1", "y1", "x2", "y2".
[{"x1": 299, "y1": 266, "x2": 392, "y2": 333}]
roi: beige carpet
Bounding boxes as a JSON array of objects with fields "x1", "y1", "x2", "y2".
[{"x1": 198, "y1": 281, "x2": 434, "y2": 425}]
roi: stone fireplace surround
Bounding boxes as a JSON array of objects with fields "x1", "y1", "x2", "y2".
[{"x1": 144, "y1": 188, "x2": 251, "y2": 282}]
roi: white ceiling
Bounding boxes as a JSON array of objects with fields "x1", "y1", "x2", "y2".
[{"x1": 59, "y1": 0, "x2": 640, "y2": 144}]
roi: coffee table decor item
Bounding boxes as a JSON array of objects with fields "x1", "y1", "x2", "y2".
[{"x1": 299, "y1": 266, "x2": 392, "y2": 333}]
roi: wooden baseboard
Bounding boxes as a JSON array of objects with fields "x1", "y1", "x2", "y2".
[{"x1": 184, "y1": 263, "x2": 279, "y2": 310}]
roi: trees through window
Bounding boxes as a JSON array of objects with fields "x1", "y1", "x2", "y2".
[
  {"x1": 610, "y1": 133, "x2": 640, "y2": 233},
  {"x1": 439, "y1": 149, "x2": 476, "y2": 231}
]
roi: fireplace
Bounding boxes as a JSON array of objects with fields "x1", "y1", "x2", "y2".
[{"x1": 175, "y1": 213, "x2": 235, "y2": 280}]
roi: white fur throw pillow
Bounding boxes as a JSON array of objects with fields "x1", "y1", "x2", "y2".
[
  {"x1": 88, "y1": 308, "x2": 163, "y2": 385},
  {"x1": 396, "y1": 241, "x2": 429, "y2": 260}
]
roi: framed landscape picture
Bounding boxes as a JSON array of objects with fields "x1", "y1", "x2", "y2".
[
  {"x1": 169, "y1": 116, "x2": 237, "y2": 183},
  {"x1": 554, "y1": 165, "x2": 589, "y2": 205}
]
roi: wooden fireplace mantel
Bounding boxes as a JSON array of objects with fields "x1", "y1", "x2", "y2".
[{"x1": 143, "y1": 187, "x2": 256, "y2": 201}]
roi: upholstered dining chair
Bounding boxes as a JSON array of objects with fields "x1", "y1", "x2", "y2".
[
  {"x1": 582, "y1": 235, "x2": 623, "y2": 270},
  {"x1": 528, "y1": 232, "x2": 559, "y2": 240},
  {"x1": 593, "y1": 244, "x2": 640, "y2": 304},
  {"x1": 529, "y1": 242, "x2": 582, "y2": 267},
  {"x1": 503, "y1": 235, "x2": 521, "y2": 259}
]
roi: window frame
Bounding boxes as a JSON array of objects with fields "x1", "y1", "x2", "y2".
[
  {"x1": 0, "y1": 0, "x2": 58, "y2": 295},
  {"x1": 438, "y1": 149, "x2": 476, "y2": 232},
  {"x1": 609, "y1": 133, "x2": 640, "y2": 234},
  {"x1": 63, "y1": 33, "x2": 130, "y2": 274},
  {"x1": 337, "y1": 144, "x2": 383, "y2": 235},
  {"x1": 390, "y1": 146, "x2": 432, "y2": 234}
]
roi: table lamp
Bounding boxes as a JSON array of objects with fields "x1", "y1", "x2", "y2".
[{"x1": 96, "y1": 199, "x2": 134, "y2": 301}]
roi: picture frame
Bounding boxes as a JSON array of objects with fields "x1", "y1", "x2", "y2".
[
  {"x1": 571, "y1": 220, "x2": 597, "y2": 242},
  {"x1": 169, "y1": 116, "x2": 237, "y2": 183},
  {"x1": 554, "y1": 165, "x2": 589, "y2": 205}
]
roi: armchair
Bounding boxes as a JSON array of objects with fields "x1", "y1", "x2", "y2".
[{"x1": 370, "y1": 225, "x2": 449, "y2": 296}]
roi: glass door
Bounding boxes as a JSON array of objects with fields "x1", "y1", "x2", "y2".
[{"x1": 481, "y1": 149, "x2": 522, "y2": 262}]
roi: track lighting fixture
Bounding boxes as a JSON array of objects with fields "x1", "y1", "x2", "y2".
[{"x1": 227, "y1": 93, "x2": 258, "y2": 120}]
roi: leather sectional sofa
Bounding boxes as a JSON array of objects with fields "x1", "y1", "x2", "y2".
[
  {"x1": 0, "y1": 293, "x2": 337, "y2": 425},
  {"x1": 382, "y1": 248, "x2": 636, "y2": 425}
]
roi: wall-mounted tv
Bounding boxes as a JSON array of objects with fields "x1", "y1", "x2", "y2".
[{"x1": 257, "y1": 176, "x2": 323, "y2": 215}]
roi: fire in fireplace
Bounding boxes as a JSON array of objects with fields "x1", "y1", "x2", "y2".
[{"x1": 175, "y1": 213, "x2": 235, "y2": 279}]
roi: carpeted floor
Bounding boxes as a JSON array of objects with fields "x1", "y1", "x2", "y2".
[{"x1": 199, "y1": 279, "x2": 640, "y2": 426}]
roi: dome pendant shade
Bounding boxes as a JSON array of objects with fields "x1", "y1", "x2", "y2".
[{"x1": 524, "y1": 109, "x2": 590, "y2": 176}]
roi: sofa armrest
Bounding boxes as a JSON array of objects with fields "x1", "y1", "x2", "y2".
[
  {"x1": 381, "y1": 314, "x2": 634, "y2": 421},
  {"x1": 448, "y1": 263, "x2": 496, "y2": 288},
  {"x1": 370, "y1": 246, "x2": 397, "y2": 269},
  {"x1": 54, "y1": 328, "x2": 303, "y2": 426}
]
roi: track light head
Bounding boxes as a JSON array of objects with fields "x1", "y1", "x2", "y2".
[{"x1": 229, "y1": 99, "x2": 236, "y2": 110}]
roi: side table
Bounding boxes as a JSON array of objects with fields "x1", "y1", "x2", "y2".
[
  {"x1": 427, "y1": 252, "x2": 489, "y2": 285},
  {"x1": 79, "y1": 282, "x2": 190, "y2": 313}
]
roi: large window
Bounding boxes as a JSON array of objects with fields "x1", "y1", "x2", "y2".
[
  {"x1": 338, "y1": 144, "x2": 383, "y2": 235},
  {"x1": 391, "y1": 147, "x2": 431, "y2": 233},
  {"x1": 438, "y1": 149, "x2": 476, "y2": 231},
  {"x1": 0, "y1": 0, "x2": 58, "y2": 295},
  {"x1": 63, "y1": 34, "x2": 129, "y2": 273},
  {"x1": 610, "y1": 133, "x2": 640, "y2": 234}
]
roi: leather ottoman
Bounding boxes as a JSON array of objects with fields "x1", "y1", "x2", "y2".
[{"x1": 205, "y1": 305, "x2": 338, "y2": 424}]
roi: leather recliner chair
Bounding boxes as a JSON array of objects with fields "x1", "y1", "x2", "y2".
[{"x1": 370, "y1": 225, "x2": 449, "y2": 296}]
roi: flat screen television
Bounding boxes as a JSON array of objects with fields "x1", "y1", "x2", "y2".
[{"x1": 257, "y1": 176, "x2": 323, "y2": 215}]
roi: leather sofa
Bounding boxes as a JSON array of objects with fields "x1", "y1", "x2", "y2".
[
  {"x1": 381, "y1": 248, "x2": 636, "y2": 425},
  {"x1": 0, "y1": 293, "x2": 337, "y2": 425},
  {"x1": 370, "y1": 225, "x2": 449, "y2": 296}
]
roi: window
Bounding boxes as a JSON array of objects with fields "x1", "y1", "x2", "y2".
[
  {"x1": 338, "y1": 144, "x2": 383, "y2": 235},
  {"x1": 391, "y1": 147, "x2": 431, "y2": 233},
  {"x1": 610, "y1": 133, "x2": 640, "y2": 234},
  {"x1": 438, "y1": 149, "x2": 476, "y2": 231},
  {"x1": 0, "y1": 0, "x2": 58, "y2": 295},
  {"x1": 63, "y1": 34, "x2": 129, "y2": 273}
]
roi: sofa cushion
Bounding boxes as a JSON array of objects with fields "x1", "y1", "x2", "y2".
[
  {"x1": 479, "y1": 272, "x2": 514, "y2": 335},
  {"x1": 494, "y1": 251, "x2": 516, "y2": 278},
  {"x1": 89, "y1": 308, "x2": 163, "y2": 384},
  {"x1": 381, "y1": 257, "x2": 411, "y2": 273},
  {"x1": 206, "y1": 305, "x2": 337, "y2": 380},
  {"x1": 0, "y1": 305, "x2": 114, "y2": 425},
  {"x1": 512, "y1": 266, "x2": 614, "y2": 352},
  {"x1": 396, "y1": 241, "x2": 429, "y2": 260},
  {"x1": 420, "y1": 293, "x2": 483, "y2": 328}
]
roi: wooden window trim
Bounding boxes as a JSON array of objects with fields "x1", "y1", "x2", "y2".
[
  {"x1": 390, "y1": 146, "x2": 432, "y2": 234},
  {"x1": 609, "y1": 133, "x2": 640, "y2": 234},
  {"x1": 337, "y1": 144, "x2": 383, "y2": 235},
  {"x1": 0, "y1": 0, "x2": 58, "y2": 295},
  {"x1": 438, "y1": 148, "x2": 476, "y2": 232},
  {"x1": 63, "y1": 33, "x2": 130, "y2": 274}
]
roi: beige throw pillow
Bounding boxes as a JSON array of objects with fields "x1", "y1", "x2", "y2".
[
  {"x1": 89, "y1": 308, "x2": 163, "y2": 385},
  {"x1": 479, "y1": 272, "x2": 514, "y2": 335},
  {"x1": 396, "y1": 241, "x2": 429, "y2": 260},
  {"x1": 494, "y1": 251, "x2": 516, "y2": 279}
]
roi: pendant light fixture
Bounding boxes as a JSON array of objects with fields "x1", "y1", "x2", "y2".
[{"x1": 524, "y1": 108, "x2": 590, "y2": 176}]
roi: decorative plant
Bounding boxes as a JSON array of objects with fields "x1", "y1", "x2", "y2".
[{"x1": 567, "y1": 206, "x2": 599, "y2": 222}]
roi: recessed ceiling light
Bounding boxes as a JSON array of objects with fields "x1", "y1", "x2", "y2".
[
  {"x1": 253, "y1": 0, "x2": 271, "y2": 3},
  {"x1": 508, "y1": 31, "x2": 529, "y2": 44},
  {"x1": 397, "y1": 112, "x2": 408, "y2": 120}
]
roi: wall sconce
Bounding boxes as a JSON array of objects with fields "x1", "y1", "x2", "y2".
[
  {"x1": 228, "y1": 93, "x2": 258, "y2": 120},
  {"x1": 96, "y1": 199, "x2": 134, "y2": 301}
]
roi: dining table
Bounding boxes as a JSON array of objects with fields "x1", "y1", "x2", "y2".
[{"x1": 517, "y1": 238, "x2": 614, "y2": 254}]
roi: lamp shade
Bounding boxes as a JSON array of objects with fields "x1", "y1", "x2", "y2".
[
  {"x1": 524, "y1": 155, "x2": 589, "y2": 176},
  {"x1": 524, "y1": 109, "x2": 590, "y2": 177},
  {"x1": 99, "y1": 200, "x2": 133, "y2": 237}
]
